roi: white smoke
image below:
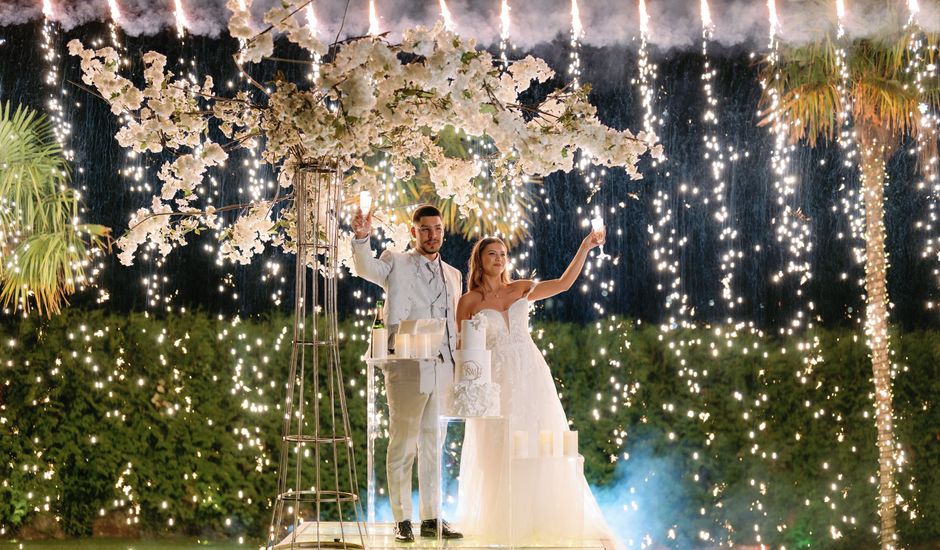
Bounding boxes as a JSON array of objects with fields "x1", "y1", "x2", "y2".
[{"x1": 1, "y1": 0, "x2": 938, "y2": 49}]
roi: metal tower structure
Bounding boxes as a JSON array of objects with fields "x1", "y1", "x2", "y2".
[{"x1": 268, "y1": 161, "x2": 367, "y2": 550}]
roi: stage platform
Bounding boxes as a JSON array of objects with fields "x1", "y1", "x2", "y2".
[{"x1": 274, "y1": 522, "x2": 611, "y2": 550}]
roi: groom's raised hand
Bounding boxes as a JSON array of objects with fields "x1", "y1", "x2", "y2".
[{"x1": 353, "y1": 208, "x2": 372, "y2": 240}]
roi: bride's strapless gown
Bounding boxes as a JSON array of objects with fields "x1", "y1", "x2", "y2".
[{"x1": 455, "y1": 297, "x2": 618, "y2": 546}]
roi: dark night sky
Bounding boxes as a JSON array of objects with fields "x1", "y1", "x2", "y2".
[{"x1": 1, "y1": 19, "x2": 937, "y2": 330}]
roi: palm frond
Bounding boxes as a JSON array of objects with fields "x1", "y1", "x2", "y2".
[
  {"x1": 758, "y1": 25, "x2": 940, "y2": 165},
  {"x1": 0, "y1": 101, "x2": 111, "y2": 317}
]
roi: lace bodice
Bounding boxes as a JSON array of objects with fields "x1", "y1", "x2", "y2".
[{"x1": 473, "y1": 297, "x2": 533, "y2": 350}]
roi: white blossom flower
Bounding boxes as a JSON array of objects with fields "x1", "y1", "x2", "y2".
[
  {"x1": 70, "y1": 15, "x2": 658, "y2": 267},
  {"x1": 219, "y1": 201, "x2": 275, "y2": 264},
  {"x1": 429, "y1": 158, "x2": 481, "y2": 207}
]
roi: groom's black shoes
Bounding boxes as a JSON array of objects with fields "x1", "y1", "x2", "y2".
[
  {"x1": 395, "y1": 520, "x2": 414, "y2": 543},
  {"x1": 420, "y1": 518, "x2": 463, "y2": 539}
]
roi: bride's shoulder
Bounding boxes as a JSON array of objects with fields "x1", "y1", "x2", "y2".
[
  {"x1": 456, "y1": 290, "x2": 484, "y2": 320},
  {"x1": 459, "y1": 289, "x2": 484, "y2": 304},
  {"x1": 458, "y1": 289, "x2": 484, "y2": 309}
]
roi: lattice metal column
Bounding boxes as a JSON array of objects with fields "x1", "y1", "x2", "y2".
[{"x1": 268, "y1": 161, "x2": 367, "y2": 550}]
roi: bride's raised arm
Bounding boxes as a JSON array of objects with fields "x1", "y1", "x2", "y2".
[{"x1": 526, "y1": 229, "x2": 605, "y2": 302}]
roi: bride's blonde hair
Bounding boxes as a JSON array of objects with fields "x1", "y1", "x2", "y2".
[{"x1": 468, "y1": 237, "x2": 512, "y2": 293}]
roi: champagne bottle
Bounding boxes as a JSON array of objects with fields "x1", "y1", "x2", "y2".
[
  {"x1": 372, "y1": 300, "x2": 386, "y2": 329},
  {"x1": 371, "y1": 300, "x2": 387, "y2": 359}
]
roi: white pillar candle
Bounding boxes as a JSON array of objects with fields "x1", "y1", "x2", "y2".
[
  {"x1": 371, "y1": 328, "x2": 388, "y2": 359},
  {"x1": 394, "y1": 333, "x2": 412, "y2": 358},
  {"x1": 554, "y1": 430, "x2": 565, "y2": 457},
  {"x1": 359, "y1": 190, "x2": 373, "y2": 214},
  {"x1": 538, "y1": 430, "x2": 553, "y2": 457},
  {"x1": 414, "y1": 333, "x2": 431, "y2": 358},
  {"x1": 563, "y1": 430, "x2": 579, "y2": 457},
  {"x1": 512, "y1": 431, "x2": 528, "y2": 459}
]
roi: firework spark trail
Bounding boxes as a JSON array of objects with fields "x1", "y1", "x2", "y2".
[
  {"x1": 762, "y1": 0, "x2": 816, "y2": 349},
  {"x1": 637, "y1": 0, "x2": 690, "y2": 330},
  {"x1": 106, "y1": 0, "x2": 146, "y2": 205},
  {"x1": 39, "y1": 1, "x2": 71, "y2": 159},
  {"x1": 834, "y1": 0, "x2": 865, "y2": 274},
  {"x1": 763, "y1": 1, "x2": 863, "y2": 542},
  {"x1": 108, "y1": 3, "x2": 149, "y2": 295},
  {"x1": 565, "y1": 0, "x2": 605, "y2": 292},
  {"x1": 107, "y1": 0, "x2": 126, "y2": 52},
  {"x1": 566, "y1": 0, "x2": 595, "y2": 200},
  {"x1": 306, "y1": 3, "x2": 321, "y2": 81},
  {"x1": 637, "y1": 0, "x2": 658, "y2": 146},
  {"x1": 699, "y1": 0, "x2": 740, "y2": 322},
  {"x1": 905, "y1": 0, "x2": 940, "y2": 304},
  {"x1": 439, "y1": 0, "x2": 455, "y2": 32},
  {"x1": 108, "y1": 0, "x2": 121, "y2": 24},
  {"x1": 369, "y1": 0, "x2": 380, "y2": 37},
  {"x1": 499, "y1": 0, "x2": 511, "y2": 68},
  {"x1": 35, "y1": 1, "x2": 109, "y2": 308},
  {"x1": 173, "y1": 0, "x2": 188, "y2": 38},
  {"x1": 569, "y1": 0, "x2": 583, "y2": 89},
  {"x1": 137, "y1": 0, "x2": 202, "y2": 312}
]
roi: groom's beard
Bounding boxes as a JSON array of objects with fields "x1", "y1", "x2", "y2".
[{"x1": 418, "y1": 241, "x2": 442, "y2": 255}]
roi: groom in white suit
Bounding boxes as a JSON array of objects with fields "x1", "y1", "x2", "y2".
[{"x1": 351, "y1": 204, "x2": 463, "y2": 542}]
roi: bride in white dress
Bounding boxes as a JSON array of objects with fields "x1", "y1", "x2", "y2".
[{"x1": 454, "y1": 230, "x2": 620, "y2": 548}]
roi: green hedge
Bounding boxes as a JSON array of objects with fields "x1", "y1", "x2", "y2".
[{"x1": 0, "y1": 310, "x2": 937, "y2": 548}]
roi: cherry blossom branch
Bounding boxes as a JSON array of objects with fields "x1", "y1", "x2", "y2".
[
  {"x1": 240, "y1": 0, "x2": 314, "y2": 49},
  {"x1": 124, "y1": 194, "x2": 294, "y2": 235},
  {"x1": 67, "y1": 79, "x2": 141, "y2": 122}
]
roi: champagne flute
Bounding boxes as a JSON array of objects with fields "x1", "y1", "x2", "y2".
[
  {"x1": 359, "y1": 190, "x2": 373, "y2": 214},
  {"x1": 590, "y1": 216, "x2": 610, "y2": 261}
]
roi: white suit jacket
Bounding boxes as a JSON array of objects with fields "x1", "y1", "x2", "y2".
[{"x1": 351, "y1": 238, "x2": 462, "y2": 369}]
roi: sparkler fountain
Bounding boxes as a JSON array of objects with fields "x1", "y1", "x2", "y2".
[
  {"x1": 133, "y1": 0, "x2": 197, "y2": 312},
  {"x1": 107, "y1": 0, "x2": 124, "y2": 51},
  {"x1": 699, "y1": 0, "x2": 740, "y2": 325},
  {"x1": 834, "y1": 0, "x2": 866, "y2": 290}
]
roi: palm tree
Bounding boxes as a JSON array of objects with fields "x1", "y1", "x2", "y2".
[
  {"x1": 759, "y1": 20, "x2": 939, "y2": 549},
  {"x1": 0, "y1": 102, "x2": 110, "y2": 317}
]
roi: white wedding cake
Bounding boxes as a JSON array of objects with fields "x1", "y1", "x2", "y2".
[{"x1": 448, "y1": 317, "x2": 501, "y2": 417}]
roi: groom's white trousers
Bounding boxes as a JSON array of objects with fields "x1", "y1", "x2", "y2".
[{"x1": 383, "y1": 361, "x2": 446, "y2": 523}]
